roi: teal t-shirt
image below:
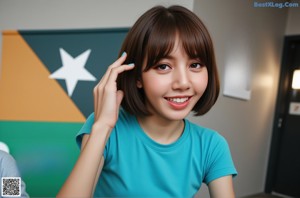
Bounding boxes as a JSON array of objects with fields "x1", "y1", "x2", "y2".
[{"x1": 76, "y1": 109, "x2": 237, "y2": 197}]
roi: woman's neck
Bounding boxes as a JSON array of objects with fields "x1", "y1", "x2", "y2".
[{"x1": 137, "y1": 115, "x2": 185, "y2": 145}]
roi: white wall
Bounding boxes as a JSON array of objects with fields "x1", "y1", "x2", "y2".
[
  {"x1": 192, "y1": 0, "x2": 288, "y2": 197},
  {"x1": 0, "y1": 0, "x2": 193, "y2": 74},
  {"x1": 285, "y1": 0, "x2": 300, "y2": 35},
  {"x1": 0, "y1": 0, "x2": 193, "y2": 29}
]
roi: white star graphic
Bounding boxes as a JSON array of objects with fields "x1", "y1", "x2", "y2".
[{"x1": 49, "y1": 48, "x2": 96, "y2": 96}]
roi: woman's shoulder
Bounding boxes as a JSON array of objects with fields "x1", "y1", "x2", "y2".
[
  {"x1": 185, "y1": 119, "x2": 226, "y2": 143},
  {"x1": 78, "y1": 109, "x2": 133, "y2": 131},
  {"x1": 118, "y1": 108, "x2": 135, "y2": 121},
  {"x1": 76, "y1": 109, "x2": 134, "y2": 146}
]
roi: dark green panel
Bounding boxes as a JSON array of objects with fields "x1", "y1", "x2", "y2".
[
  {"x1": 20, "y1": 28, "x2": 129, "y2": 118},
  {"x1": 0, "y1": 121, "x2": 83, "y2": 197}
]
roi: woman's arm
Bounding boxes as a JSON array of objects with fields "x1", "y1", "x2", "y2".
[
  {"x1": 57, "y1": 52, "x2": 134, "y2": 197},
  {"x1": 208, "y1": 176, "x2": 235, "y2": 198},
  {"x1": 57, "y1": 124, "x2": 111, "y2": 197},
  {"x1": 81, "y1": 134, "x2": 105, "y2": 194}
]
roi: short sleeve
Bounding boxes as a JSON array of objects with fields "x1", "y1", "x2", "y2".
[
  {"x1": 203, "y1": 134, "x2": 237, "y2": 184},
  {"x1": 76, "y1": 113, "x2": 95, "y2": 149},
  {"x1": 75, "y1": 113, "x2": 111, "y2": 160}
]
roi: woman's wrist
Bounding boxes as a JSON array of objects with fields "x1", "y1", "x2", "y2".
[{"x1": 91, "y1": 122, "x2": 113, "y2": 136}]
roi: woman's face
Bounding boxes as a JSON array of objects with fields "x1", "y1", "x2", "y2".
[{"x1": 137, "y1": 38, "x2": 208, "y2": 122}]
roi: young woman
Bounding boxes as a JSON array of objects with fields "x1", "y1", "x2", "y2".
[{"x1": 58, "y1": 5, "x2": 237, "y2": 197}]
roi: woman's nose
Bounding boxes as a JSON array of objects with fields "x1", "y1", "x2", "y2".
[{"x1": 172, "y1": 68, "x2": 191, "y2": 90}]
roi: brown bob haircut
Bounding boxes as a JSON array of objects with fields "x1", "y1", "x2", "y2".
[{"x1": 117, "y1": 5, "x2": 219, "y2": 117}]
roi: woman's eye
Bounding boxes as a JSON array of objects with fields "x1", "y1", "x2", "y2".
[
  {"x1": 156, "y1": 64, "x2": 171, "y2": 71},
  {"x1": 190, "y1": 63, "x2": 203, "y2": 69}
]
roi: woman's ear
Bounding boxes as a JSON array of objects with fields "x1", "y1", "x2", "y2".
[{"x1": 136, "y1": 80, "x2": 143, "y2": 88}]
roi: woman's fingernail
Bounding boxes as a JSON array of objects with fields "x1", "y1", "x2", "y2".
[
  {"x1": 121, "y1": 52, "x2": 126, "y2": 57},
  {"x1": 128, "y1": 63, "x2": 135, "y2": 67}
]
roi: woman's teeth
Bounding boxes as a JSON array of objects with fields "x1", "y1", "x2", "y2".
[{"x1": 166, "y1": 97, "x2": 189, "y2": 103}]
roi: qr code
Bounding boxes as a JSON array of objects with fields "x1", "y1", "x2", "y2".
[{"x1": 1, "y1": 177, "x2": 21, "y2": 197}]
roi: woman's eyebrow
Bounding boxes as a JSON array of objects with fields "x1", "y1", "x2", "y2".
[
  {"x1": 160, "y1": 55, "x2": 175, "y2": 60},
  {"x1": 160, "y1": 55, "x2": 202, "y2": 61}
]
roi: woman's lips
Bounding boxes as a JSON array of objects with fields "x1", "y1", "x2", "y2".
[{"x1": 164, "y1": 96, "x2": 192, "y2": 110}]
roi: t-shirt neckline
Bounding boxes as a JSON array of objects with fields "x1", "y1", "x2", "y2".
[{"x1": 131, "y1": 114, "x2": 190, "y2": 152}]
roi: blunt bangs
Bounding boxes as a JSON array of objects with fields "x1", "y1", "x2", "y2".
[
  {"x1": 143, "y1": 12, "x2": 177, "y2": 71},
  {"x1": 144, "y1": 6, "x2": 211, "y2": 71}
]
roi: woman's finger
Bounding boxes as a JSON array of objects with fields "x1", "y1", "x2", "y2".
[
  {"x1": 116, "y1": 90, "x2": 124, "y2": 108},
  {"x1": 93, "y1": 52, "x2": 128, "y2": 118},
  {"x1": 105, "y1": 64, "x2": 135, "y2": 88},
  {"x1": 94, "y1": 63, "x2": 134, "y2": 121},
  {"x1": 93, "y1": 61, "x2": 134, "y2": 120},
  {"x1": 93, "y1": 86, "x2": 100, "y2": 118},
  {"x1": 95, "y1": 52, "x2": 127, "y2": 88}
]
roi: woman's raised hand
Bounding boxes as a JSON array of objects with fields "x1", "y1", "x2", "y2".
[
  {"x1": 57, "y1": 53, "x2": 134, "y2": 198},
  {"x1": 93, "y1": 52, "x2": 134, "y2": 130}
]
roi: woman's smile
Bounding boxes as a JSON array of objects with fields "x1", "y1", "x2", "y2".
[{"x1": 164, "y1": 96, "x2": 192, "y2": 110}]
